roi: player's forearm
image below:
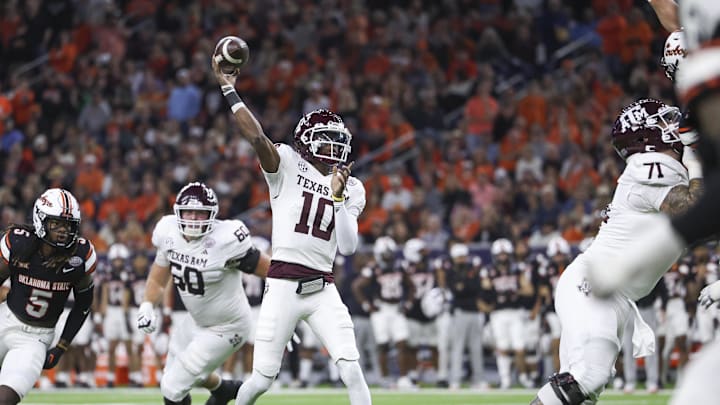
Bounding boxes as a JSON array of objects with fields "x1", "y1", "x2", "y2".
[
  {"x1": 221, "y1": 86, "x2": 279, "y2": 172},
  {"x1": 143, "y1": 264, "x2": 170, "y2": 306},
  {"x1": 334, "y1": 202, "x2": 359, "y2": 255},
  {"x1": 649, "y1": 0, "x2": 680, "y2": 32},
  {"x1": 672, "y1": 175, "x2": 720, "y2": 244},
  {"x1": 61, "y1": 283, "x2": 93, "y2": 343}
]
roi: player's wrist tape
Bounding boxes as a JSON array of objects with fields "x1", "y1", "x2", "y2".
[
  {"x1": 331, "y1": 194, "x2": 345, "y2": 202},
  {"x1": 56, "y1": 341, "x2": 69, "y2": 351},
  {"x1": 221, "y1": 85, "x2": 245, "y2": 113}
]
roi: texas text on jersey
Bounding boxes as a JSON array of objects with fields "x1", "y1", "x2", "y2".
[{"x1": 0, "y1": 226, "x2": 96, "y2": 328}]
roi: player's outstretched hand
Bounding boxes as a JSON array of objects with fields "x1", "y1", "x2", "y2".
[
  {"x1": 699, "y1": 280, "x2": 720, "y2": 309},
  {"x1": 137, "y1": 302, "x2": 158, "y2": 334},
  {"x1": 331, "y1": 161, "x2": 354, "y2": 200},
  {"x1": 211, "y1": 54, "x2": 237, "y2": 88}
]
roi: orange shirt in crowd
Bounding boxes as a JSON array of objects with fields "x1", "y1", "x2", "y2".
[
  {"x1": 0, "y1": 95, "x2": 12, "y2": 135},
  {"x1": 620, "y1": 20, "x2": 653, "y2": 63},
  {"x1": 97, "y1": 195, "x2": 132, "y2": 222},
  {"x1": 596, "y1": 14, "x2": 627, "y2": 56},
  {"x1": 50, "y1": 41, "x2": 79, "y2": 74},
  {"x1": 464, "y1": 95, "x2": 498, "y2": 135},
  {"x1": 11, "y1": 87, "x2": 38, "y2": 127},
  {"x1": 517, "y1": 93, "x2": 547, "y2": 128},
  {"x1": 131, "y1": 193, "x2": 160, "y2": 222},
  {"x1": 74, "y1": 168, "x2": 105, "y2": 197}
]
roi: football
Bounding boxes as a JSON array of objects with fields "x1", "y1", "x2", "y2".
[{"x1": 213, "y1": 36, "x2": 250, "y2": 75}]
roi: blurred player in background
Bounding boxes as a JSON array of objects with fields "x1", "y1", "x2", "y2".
[{"x1": 100, "y1": 243, "x2": 132, "y2": 387}]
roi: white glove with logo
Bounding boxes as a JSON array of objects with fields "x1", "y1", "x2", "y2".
[
  {"x1": 699, "y1": 281, "x2": 720, "y2": 309},
  {"x1": 682, "y1": 146, "x2": 703, "y2": 180},
  {"x1": 137, "y1": 302, "x2": 157, "y2": 334}
]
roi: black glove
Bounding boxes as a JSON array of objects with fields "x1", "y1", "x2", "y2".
[{"x1": 43, "y1": 344, "x2": 67, "y2": 369}]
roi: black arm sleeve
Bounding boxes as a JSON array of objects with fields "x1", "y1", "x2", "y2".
[
  {"x1": 671, "y1": 173, "x2": 720, "y2": 245},
  {"x1": 60, "y1": 282, "x2": 94, "y2": 343},
  {"x1": 225, "y1": 247, "x2": 261, "y2": 274}
]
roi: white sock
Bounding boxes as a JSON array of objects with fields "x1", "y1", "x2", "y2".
[
  {"x1": 299, "y1": 358, "x2": 312, "y2": 382},
  {"x1": 106, "y1": 371, "x2": 115, "y2": 383},
  {"x1": 497, "y1": 355, "x2": 512, "y2": 387},
  {"x1": 328, "y1": 360, "x2": 339, "y2": 382},
  {"x1": 337, "y1": 360, "x2": 371, "y2": 405},
  {"x1": 56, "y1": 371, "x2": 69, "y2": 383}
]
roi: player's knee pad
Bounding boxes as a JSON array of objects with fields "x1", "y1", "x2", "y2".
[
  {"x1": 247, "y1": 371, "x2": 274, "y2": 394},
  {"x1": 539, "y1": 372, "x2": 588, "y2": 405},
  {"x1": 337, "y1": 359, "x2": 365, "y2": 389}
]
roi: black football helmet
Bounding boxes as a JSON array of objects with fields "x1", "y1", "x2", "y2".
[
  {"x1": 611, "y1": 98, "x2": 683, "y2": 160},
  {"x1": 173, "y1": 182, "x2": 219, "y2": 237},
  {"x1": 293, "y1": 109, "x2": 352, "y2": 167}
]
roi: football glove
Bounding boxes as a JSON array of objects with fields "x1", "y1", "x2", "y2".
[
  {"x1": 43, "y1": 343, "x2": 68, "y2": 369},
  {"x1": 699, "y1": 281, "x2": 720, "y2": 309},
  {"x1": 682, "y1": 146, "x2": 703, "y2": 180},
  {"x1": 137, "y1": 302, "x2": 158, "y2": 334}
]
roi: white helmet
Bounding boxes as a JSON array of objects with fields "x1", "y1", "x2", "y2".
[
  {"x1": 32, "y1": 188, "x2": 81, "y2": 248},
  {"x1": 660, "y1": 30, "x2": 687, "y2": 81},
  {"x1": 373, "y1": 236, "x2": 397, "y2": 264},
  {"x1": 490, "y1": 238, "x2": 514, "y2": 256},
  {"x1": 421, "y1": 287, "x2": 449, "y2": 319},
  {"x1": 403, "y1": 238, "x2": 427, "y2": 264},
  {"x1": 546, "y1": 236, "x2": 571, "y2": 257},
  {"x1": 108, "y1": 243, "x2": 131, "y2": 261},
  {"x1": 449, "y1": 243, "x2": 469, "y2": 259}
]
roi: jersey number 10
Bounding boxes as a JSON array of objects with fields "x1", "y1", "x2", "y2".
[{"x1": 294, "y1": 191, "x2": 335, "y2": 241}]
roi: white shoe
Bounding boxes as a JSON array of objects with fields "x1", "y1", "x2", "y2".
[
  {"x1": 646, "y1": 383, "x2": 659, "y2": 394},
  {"x1": 471, "y1": 381, "x2": 491, "y2": 391},
  {"x1": 612, "y1": 377, "x2": 624, "y2": 390},
  {"x1": 519, "y1": 373, "x2": 534, "y2": 388},
  {"x1": 623, "y1": 382, "x2": 635, "y2": 394},
  {"x1": 449, "y1": 382, "x2": 461, "y2": 390},
  {"x1": 397, "y1": 376, "x2": 417, "y2": 390}
]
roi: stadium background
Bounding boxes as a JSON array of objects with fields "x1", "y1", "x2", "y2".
[{"x1": 0, "y1": 0, "x2": 707, "y2": 403}]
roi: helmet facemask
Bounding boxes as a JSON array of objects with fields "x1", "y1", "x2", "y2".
[
  {"x1": 36, "y1": 211, "x2": 80, "y2": 249},
  {"x1": 300, "y1": 124, "x2": 352, "y2": 167},
  {"x1": 174, "y1": 204, "x2": 217, "y2": 238},
  {"x1": 646, "y1": 105, "x2": 683, "y2": 152}
]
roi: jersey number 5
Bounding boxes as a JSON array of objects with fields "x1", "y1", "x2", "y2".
[
  {"x1": 295, "y1": 191, "x2": 335, "y2": 241},
  {"x1": 643, "y1": 162, "x2": 664, "y2": 179}
]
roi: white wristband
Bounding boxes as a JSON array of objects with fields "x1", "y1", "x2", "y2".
[{"x1": 231, "y1": 102, "x2": 246, "y2": 113}]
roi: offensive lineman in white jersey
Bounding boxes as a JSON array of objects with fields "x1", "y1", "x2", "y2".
[
  {"x1": 210, "y1": 56, "x2": 371, "y2": 405},
  {"x1": 531, "y1": 98, "x2": 703, "y2": 405},
  {"x1": 136, "y1": 182, "x2": 270, "y2": 405}
]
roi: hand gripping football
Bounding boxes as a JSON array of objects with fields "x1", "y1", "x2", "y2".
[{"x1": 213, "y1": 36, "x2": 250, "y2": 75}]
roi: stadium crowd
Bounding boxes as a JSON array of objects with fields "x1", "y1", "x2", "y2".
[{"x1": 1, "y1": 0, "x2": 717, "y2": 393}]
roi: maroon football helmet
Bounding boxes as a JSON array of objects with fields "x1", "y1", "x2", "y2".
[
  {"x1": 173, "y1": 182, "x2": 219, "y2": 237},
  {"x1": 611, "y1": 98, "x2": 683, "y2": 160},
  {"x1": 293, "y1": 109, "x2": 352, "y2": 167}
]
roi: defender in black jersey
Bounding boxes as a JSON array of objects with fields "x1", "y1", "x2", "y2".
[{"x1": 0, "y1": 188, "x2": 96, "y2": 403}]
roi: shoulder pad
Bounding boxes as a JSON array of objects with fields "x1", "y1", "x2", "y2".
[
  {"x1": 73, "y1": 238, "x2": 98, "y2": 274},
  {"x1": 3, "y1": 227, "x2": 37, "y2": 262},
  {"x1": 152, "y1": 215, "x2": 177, "y2": 248},
  {"x1": 624, "y1": 153, "x2": 688, "y2": 187}
]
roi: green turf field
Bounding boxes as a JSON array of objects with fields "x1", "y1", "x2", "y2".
[{"x1": 22, "y1": 388, "x2": 672, "y2": 404}]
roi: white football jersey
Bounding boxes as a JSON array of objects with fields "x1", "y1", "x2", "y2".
[
  {"x1": 151, "y1": 215, "x2": 254, "y2": 327},
  {"x1": 262, "y1": 144, "x2": 366, "y2": 272},
  {"x1": 584, "y1": 152, "x2": 689, "y2": 300}
]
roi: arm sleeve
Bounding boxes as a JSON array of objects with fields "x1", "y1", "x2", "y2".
[
  {"x1": 60, "y1": 281, "x2": 94, "y2": 343},
  {"x1": 334, "y1": 202, "x2": 359, "y2": 256},
  {"x1": 672, "y1": 174, "x2": 720, "y2": 245}
]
